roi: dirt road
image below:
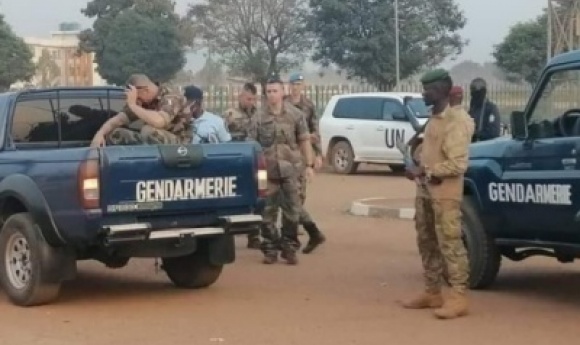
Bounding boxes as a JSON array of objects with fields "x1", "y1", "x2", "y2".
[{"x1": 0, "y1": 165, "x2": 578, "y2": 345}]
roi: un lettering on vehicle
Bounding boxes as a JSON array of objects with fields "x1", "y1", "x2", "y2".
[
  {"x1": 386, "y1": 128, "x2": 405, "y2": 148},
  {"x1": 135, "y1": 176, "x2": 238, "y2": 203},
  {"x1": 488, "y1": 182, "x2": 572, "y2": 205}
]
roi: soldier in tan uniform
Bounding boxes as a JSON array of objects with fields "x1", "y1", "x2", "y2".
[
  {"x1": 401, "y1": 69, "x2": 475, "y2": 320},
  {"x1": 248, "y1": 75, "x2": 315, "y2": 265},
  {"x1": 223, "y1": 83, "x2": 262, "y2": 249},
  {"x1": 281, "y1": 72, "x2": 326, "y2": 254},
  {"x1": 90, "y1": 74, "x2": 192, "y2": 147}
]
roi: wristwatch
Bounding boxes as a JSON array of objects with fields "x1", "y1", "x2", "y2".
[{"x1": 307, "y1": 163, "x2": 314, "y2": 168}]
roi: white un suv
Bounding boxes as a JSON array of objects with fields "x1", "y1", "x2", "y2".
[{"x1": 319, "y1": 92, "x2": 430, "y2": 174}]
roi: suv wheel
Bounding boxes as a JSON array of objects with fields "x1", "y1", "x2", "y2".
[
  {"x1": 461, "y1": 197, "x2": 501, "y2": 289},
  {"x1": 0, "y1": 213, "x2": 62, "y2": 306},
  {"x1": 330, "y1": 141, "x2": 358, "y2": 174},
  {"x1": 162, "y1": 241, "x2": 223, "y2": 289}
]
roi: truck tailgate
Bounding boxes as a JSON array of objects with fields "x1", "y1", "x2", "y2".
[{"x1": 99, "y1": 143, "x2": 259, "y2": 215}]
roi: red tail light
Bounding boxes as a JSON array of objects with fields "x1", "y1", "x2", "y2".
[
  {"x1": 256, "y1": 153, "x2": 268, "y2": 197},
  {"x1": 78, "y1": 159, "x2": 100, "y2": 209}
]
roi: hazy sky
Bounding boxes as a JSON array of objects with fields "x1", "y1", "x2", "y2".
[{"x1": 0, "y1": 0, "x2": 547, "y2": 70}]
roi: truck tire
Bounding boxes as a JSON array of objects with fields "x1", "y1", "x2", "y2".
[
  {"x1": 162, "y1": 242, "x2": 223, "y2": 289},
  {"x1": 330, "y1": 141, "x2": 358, "y2": 174},
  {"x1": 0, "y1": 213, "x2": 61, "y2": 306},
  {"x1": 461, "y1": 197, "x2": 501, "y2": 289}
]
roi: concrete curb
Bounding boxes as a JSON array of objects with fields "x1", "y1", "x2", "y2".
[{"x1": 349, "y1": 197, "x2": 415, "y2": 220}]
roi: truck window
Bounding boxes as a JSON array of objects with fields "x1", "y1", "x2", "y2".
[
  {"x1": 58, "y1": 97, "x2": 115, "y2": 142},
  {"x1": 11, "y1": 94, "x2": 125, "y2": 148},
  {"x1": 12, "y1": 99, "x2": 58, "y2": 144},
  {"x1": 332, "y1": 97, "x2": 383, "y2": 120},
  {"x1": 528, "y1": 69, "x2": 580, "y2": 138},
  {"x1": 382, "y1": 99, "x2": 405, "y2": 120}
]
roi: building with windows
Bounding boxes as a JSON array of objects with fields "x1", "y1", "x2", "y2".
[{"x1": 20, "y1": 30, "x2": 107, "y2": 88}]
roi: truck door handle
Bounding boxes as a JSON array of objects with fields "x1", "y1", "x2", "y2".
[
  {"x1": 346, "y1": 125, "x2": 354, "y2": 130},
  {"x1": 377, "y1": 126, "x2": 384, "y2": 131}
]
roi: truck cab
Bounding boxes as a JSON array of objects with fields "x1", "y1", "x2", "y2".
[{"x1": 463, "y1": 50, "x2": 580, "y2": 289}]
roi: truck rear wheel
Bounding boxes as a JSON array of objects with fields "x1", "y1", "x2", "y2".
[
  {"x1": 162, "y1": 242, "x2": 223, "y2": 289},
  {"x1": 330, "y1": 141, "x2": 358, "y2": 174},
  {"x1": 461, "y1": 197, "x2": 502, "y2": 289},
  {"x1": 0, "y1": 213, "x2": 62, "y2": 306}
]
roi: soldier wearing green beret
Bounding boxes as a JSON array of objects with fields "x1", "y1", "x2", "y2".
[{"x1": 401, "y1": 68, "x2": 475, "y2": 320}]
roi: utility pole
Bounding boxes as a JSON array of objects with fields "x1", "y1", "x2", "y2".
[{"x1": 395, "y1": 0, "x2": 400, "y2": 86}]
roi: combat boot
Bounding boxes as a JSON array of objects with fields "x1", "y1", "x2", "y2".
[
  {"x1": 280, "y1": 249, "x2": 298, "y2": 265},
  {"x1": 401, "y1": 291, "x2": 444, "y2": 309},
  {"x1": 433, "y1": 290, "x2": 469, "y2": 319},
  {"x1": 246, "y1": 235, "x2": 261, "y2": 250},
  {"x1": 302, "y1": 222, "x2": 326, "y2": 254},
  {"x1": 262, "y1": 253, "x2": 278, "y2": 265}
]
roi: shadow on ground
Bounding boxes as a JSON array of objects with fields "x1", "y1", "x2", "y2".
[{"x1": 479, "y1": 267, "x2": 580, "y2": 307}]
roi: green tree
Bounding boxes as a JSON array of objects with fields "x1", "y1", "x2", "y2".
[
  {"x1": 95, "y1": 10, "x2": 186, "y2": 85},
  {"x1": 187, "y1": 0, "x2": 312, "y2": 86},
  {"x1": 493, "y1": 14, "x2": 547, "y2": 85},
  {"x1": 79, "y1": 0, "x2": 194, "y2": 51},
  {"x1": 308, "y1": 0, "x2": 467, "y2": 88},
  {"x1": 0, "y1": 15, "x2": 35, "y2": 91},
  {"x1": 78, "y1": 0, "x2": 194, "y2": 84}
]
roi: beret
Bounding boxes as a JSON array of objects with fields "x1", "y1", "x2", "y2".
[
  {"x1": 420, "y1": 68, "x2": 450, "y2": 84},
  {"x1": 450, "y1": 86, "x2": 463, "y2": 96},
  {"x1": 289, "y1": 72, "x2": 304, "y2": 83},
  {"x1": 266, "y1": 72, "x2": 283, "y2": 84}
]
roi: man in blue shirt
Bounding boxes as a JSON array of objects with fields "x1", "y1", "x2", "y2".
[{"x1": 183, "y1": 85, "x2": 232, "y2": 144}]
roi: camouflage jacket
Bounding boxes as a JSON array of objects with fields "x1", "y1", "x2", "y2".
[
  {"x1": 284, "y1": 95, "x2": 322, "y2": 155},
  {"x1": 124, "y1": 84, "x2": 193, "y2": 144},
  {"x1": 249, "y1": 103, "x2": 310, "y2": 180},
  {"x1": 223, "y1": 105, "x2": 257, "y2": 141}
]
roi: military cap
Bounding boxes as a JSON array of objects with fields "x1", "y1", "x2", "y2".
[
  {"x1": 126, "y1": 73, "x2": 153, "y2": 88},
  {"x1": 266, "y1": 72, "x2": 283, "y2": 84},
  {"x1": 420, "y1": 68, "x2": 450, "y2": 84},
  {"x1": 184, "y1": 85, "x2": 204, "y2": 102},
  {"x1": 288, "y1": 72, "x2": 304, "y2": 83}
]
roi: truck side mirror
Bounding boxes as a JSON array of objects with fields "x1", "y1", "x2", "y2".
[{"x1": 510, "y1": 111, "x2": 528, "y2": 140}]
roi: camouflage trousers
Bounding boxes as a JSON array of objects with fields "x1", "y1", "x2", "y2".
[
  {"x1": 414, "y1": 197, "x2": 469, "y2": 293},
  {"x1": 261, "y1": 177, "x2": 302, "y2": 254},
  {"x1": 280, "y1": 171, "x2": 313, "y2": 224},
  {"x1": 107, "y1": 126, "x2": 181, "y2": 145}
]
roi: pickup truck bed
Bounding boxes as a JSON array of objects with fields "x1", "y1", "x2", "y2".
[{"x1": 0, "y1": 87, "x2": 266, "y2": 306}]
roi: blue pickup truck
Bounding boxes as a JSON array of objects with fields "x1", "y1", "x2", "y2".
[
  {"x1": 0, "y1": 86, "x2": 266, "y2": 306},
  {"x1": 462, "y1": 50, "x2": 580, "y2": 289}
]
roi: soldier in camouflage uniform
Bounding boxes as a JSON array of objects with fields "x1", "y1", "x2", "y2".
[
  {"x1": 401, "y1": 69, "x2": 475, "y2": 320},
  {"x1": 90, "y1": 74, "x2": 192, "y2": 147},
  {"x1": 248, "y1": 75, "x2": 315, "y2": 265},
  {"x1": 280, "y1": 72, "x2": 326, "y2": 254},
  {"x1": 223, "y1": 83, "x2": 262, "y2": 249}
]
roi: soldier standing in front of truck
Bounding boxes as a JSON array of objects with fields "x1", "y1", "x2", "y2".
[
  {"x1": 280, "y1": 72, "x2": 326, "y2": 254},
  {"x1": 249, "y1": 75, "x2": 315, "y2": 265},
  {"x1": 401, "y1": 69, "x2": 475, "y2": 320},
  {"x1": 90, "y1": 74, "x2": 193, "y2": 147},
  {"x1": 223, "y1": 82, "x2": 262, "y2": 250},
  {"x1": 468, "y1": 77, "x2": 501, "y2": 142}
]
